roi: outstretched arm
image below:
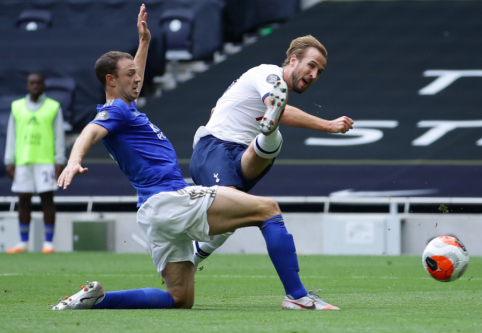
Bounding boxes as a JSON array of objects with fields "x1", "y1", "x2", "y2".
[
  {"x1": 57, "y1": 124, "x2": 108, "y2": 190},
  {"x1": 281, "y1": 105, "x2": 354, "y2": 134},
  {"x1": 134, "y1": 4, "x2": 151, "y2": 98}
]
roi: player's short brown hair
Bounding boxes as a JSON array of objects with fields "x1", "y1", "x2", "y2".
[
  {"x1": 282, "y1": 35, "x2": 327, "y2": 67},
  {"x1": 95, "y1": 51, "x2": 134, "y2": 89}
]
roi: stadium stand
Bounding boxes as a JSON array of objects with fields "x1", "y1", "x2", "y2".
[
  {"x1": 0, "y1": 0, "x2": 168, "y2": 131},
  {"x1": 139, "y1": 1, "x2": 482, "y2": 198},
  {"x1": 159, "y1": 0, "x2": 224, "y2": 61},
  {"x1": 1, "y1": 1, "x2": 481, "y2": 201},
  {"x1": 223, "y1": 0, "x2": 300, "y2": 41}
]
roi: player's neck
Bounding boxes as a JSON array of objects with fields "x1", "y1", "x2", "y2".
[
  {"x1": 282, "y1": 66, "x2": 293, "y2": 92},
  {"x1": 105, "y1": 92, "x2": 133, "y2": 106}
]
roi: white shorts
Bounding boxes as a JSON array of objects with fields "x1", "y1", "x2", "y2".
[
  {"x1": 137, "y1": 186, "x2": 217, "y2": 273},
  {"x1": 11, "y1": 164, "x2": 58, "y2": 194}
]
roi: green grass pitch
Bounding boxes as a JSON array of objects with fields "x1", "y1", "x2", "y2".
[{"x1": 0, "y1": 253, "x2": 481, "y2": 333}]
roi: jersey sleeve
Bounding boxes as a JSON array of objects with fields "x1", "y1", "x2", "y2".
[
  {"x1": 89, "y1": 105, "x2": 126, "y2": 135},
  {"x1": 249, "y1": 66, "x2": 283, "y2": 103}
]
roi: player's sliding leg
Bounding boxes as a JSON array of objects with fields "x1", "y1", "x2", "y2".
[
  {"x1": 52, "y1": 261, "x2": 193, "y2": 310},
  {"x1": 51, "y1": 281, "x2": 176, "y2": 310},
  {"x1": 207, "y1": 187, "x2": 339, "y2": 310}
]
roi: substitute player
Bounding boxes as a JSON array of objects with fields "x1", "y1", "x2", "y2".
[
  {"x1": 52, "y1": 4, "x2": 339, "y2": 311},
  {"x1": 4, "y1": 73, "x2": 66, "y2": 254},
  {"x1": 190, "y1": 36, "x2": 354, "y2": 267}
]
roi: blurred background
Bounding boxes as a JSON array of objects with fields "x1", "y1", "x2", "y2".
[{"x1": 1, "y1": 0, "x2": 481, "y2": 256}]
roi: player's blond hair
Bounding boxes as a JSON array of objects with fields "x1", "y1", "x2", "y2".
[{"x1": 282, "y1": 35, "x2": 327, "y2": 67}]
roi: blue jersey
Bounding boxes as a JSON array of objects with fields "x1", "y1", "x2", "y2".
[{"x1": 90, "y1": 99, "x2": 188, "y2": 207}]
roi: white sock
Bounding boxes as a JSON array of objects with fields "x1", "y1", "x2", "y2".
[
  {"x1": 194, "y1": 232, "x2": 233, "y2": 265},
  {"x1": 254, "y1": 130, "x2": 283, "y2": 159}
]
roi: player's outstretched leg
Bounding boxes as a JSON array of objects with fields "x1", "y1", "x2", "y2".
[
  {"x1": 51, "y1": 281, "x2": 175, "y2": 310},
  {"x1": 207, "y1": 187, "x2": 339, "y2": 310},
  {"x1": 259, "y1": 215, "x2": 339, "y2": 310},
  {"x1": 259, "y1": 80, "x2": 288, "y2": 135},
  {"x1": 194, "y1": 232, "x2": 233, "y2": 272}
]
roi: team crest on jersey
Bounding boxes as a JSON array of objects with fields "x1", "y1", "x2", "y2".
[
  {"x1": 266, "y1": 74, "x2": 281, "y2": 84},
  {"x1": 95, "y1": 111, "x2": 109, "y2": 121}
]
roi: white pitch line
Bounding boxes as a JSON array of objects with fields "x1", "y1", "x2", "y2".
[{"x1": 1, "y1": 273, "x2": 479, "y2": 281}]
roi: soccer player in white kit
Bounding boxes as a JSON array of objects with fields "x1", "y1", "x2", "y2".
[
  {"x1": 52, "y1": 4, "x2": 340, "y2": 311},
  {"x1": 190, "y1": 36, "x2": 354, "y2": 268}
]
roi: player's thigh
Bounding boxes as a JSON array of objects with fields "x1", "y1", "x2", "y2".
[
  {"x1": 240, "y1": 141, "x2": 274, "y2": 180},
  {"x1": 11, "y1": 165, "x2": 35, "y2": 193},
  {"x1": 207, "y1": 186, "x2": 281, "y2": 235},
  {"x1": 33, "y1": 164, "x2": 57, "y2": 193},
  {"x1": 161, "y1": 261, "x2": 195, "y2": 309}
]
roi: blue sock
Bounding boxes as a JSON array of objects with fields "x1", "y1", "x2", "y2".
[
  {"x1": 19, "y1": 223, "x2": 30, "y2": 242},
  {"x1": 44, "y1": 224, "x2": 54, "y2": 242},
  {"x1": 260, "y1": 215, "x2": 307, "y2": 299},
  {"x1": 93, "y1": 288, "x2": 175, "y2": 309}
]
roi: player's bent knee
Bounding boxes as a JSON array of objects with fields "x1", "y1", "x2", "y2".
[
  {"x1": 171, "y1": 294, "x2": 194, "y2": 309},
  {"x1": 259, "y1": 197, "x2": 281, "y2": 220}
]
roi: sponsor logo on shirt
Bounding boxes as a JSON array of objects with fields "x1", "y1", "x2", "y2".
[
  {"x1": 95, "y1": 111, "x2": 109, "y2": 121},
  {"x1": 148, "y1": 123, "x2": 167, "y2": 140},
  {"x1": 266, "y1": 74, "x2": 281, "y2": 84},
  {"x1": 27, "y1": 116, "x2": 39, "y2": 125}
]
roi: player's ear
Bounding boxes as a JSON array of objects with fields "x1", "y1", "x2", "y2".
[
  {"x1": 290, "y1": 54, "x2": 298, "y2": 67},
  {"x1": 106, "y1": 74, "x2": 116, "y2": 87}
]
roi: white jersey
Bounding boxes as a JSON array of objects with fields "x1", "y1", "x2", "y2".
[{"x1": 194, "y1": 64, "x2": 284, "y2": 147}]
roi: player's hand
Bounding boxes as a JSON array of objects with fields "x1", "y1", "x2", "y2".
[
  {"x1": 137, "y1": 4, "x2": 151, "y2": 43},
  {"x1": 327, "y1": 116, "x2": 354, "y2": 134},
  {"x1": 57, "y1": 162, "x2": 89, "y2": 190},
  {"x1": 54, "y1": 164, "x2": 65, "y2": 180},
  {"x1": 6, "y1": 164, "x2": 15, "y2": 180}
]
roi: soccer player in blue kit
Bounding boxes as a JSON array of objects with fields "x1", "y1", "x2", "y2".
[{"x1": 52, "y1": 4, "x2": 339, "y2": 311}]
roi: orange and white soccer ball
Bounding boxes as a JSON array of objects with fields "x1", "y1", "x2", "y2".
[{"x1": 422, "y1": 235, "x2": 469, "y2": 282}]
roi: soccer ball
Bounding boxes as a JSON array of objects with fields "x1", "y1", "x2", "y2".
[{"x1": 422, "y1": 235, "x2": 469, "y2": 282}]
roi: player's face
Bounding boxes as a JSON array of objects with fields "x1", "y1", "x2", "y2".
[
  {"x1": 290, "y1": 47, "x2": 326, "y2": 94},
  {"x1": 27, "y1": 74, "x2": 45, "y2": 97},
  {"x1": 114, "y1": 58, "x2": 142, "y2": 102}
]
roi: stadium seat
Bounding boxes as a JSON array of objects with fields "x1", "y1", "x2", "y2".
[
  {"x1": 16, "y1": 9, "x2": 53, "y2": 31},
  {"x1": 224, "y1": 0, "x2": 300, "y2": 41},
  {"x1": 45, "y1": 77, "x2": 76, "y2": 131},
  {"x1": 160, "y1": 9, "x2": 196, "y2": 61}
]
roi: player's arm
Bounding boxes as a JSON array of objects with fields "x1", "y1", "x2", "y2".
[
  {"x1": 262, "y1": 96, "x2": 354, "y2": 134},
  {"x1": 4, "y1": 113, "x2": 16, "y2": 179},
  {"x1": 57, "y1": 124, "x2": 108, "y2": 190},
  {"x1": 133, "y1": 4, "x2": 151, "y2": 99},
  {"x1": 282, "y1": 105, "x2": 353, "y2": 133}
]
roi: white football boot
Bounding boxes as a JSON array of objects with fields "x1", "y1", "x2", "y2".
[
  {"x1": 282, "y1": 290, "x2": 340, "y2": 310},
  {"x1": 259, "y1": 80, "x2": 288, "y2": 135},
  {"x1": 6, "y1": 242, "x2": 28, "y2": 253},
  {"x1": 51, "y1": 281, "x2": 105, "y2": 310}
]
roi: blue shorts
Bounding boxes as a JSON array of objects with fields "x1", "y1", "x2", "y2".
[{"x1": 189, "y1": 135, "x2": 273, "y2": 192}]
